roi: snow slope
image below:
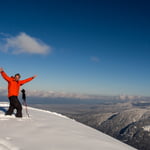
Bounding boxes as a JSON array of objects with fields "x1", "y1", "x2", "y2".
[{"x1": 0, "y1": 102, "x2": 136, "y2": 150}]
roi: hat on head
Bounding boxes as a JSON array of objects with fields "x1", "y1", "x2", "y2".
[{"x1": 15, "y1": 73, "x2": 21, "y2": 78}]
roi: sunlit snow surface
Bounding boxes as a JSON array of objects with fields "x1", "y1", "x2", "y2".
[{"x1": 0, "y1": 102, "x2": 136, "y2": 150}]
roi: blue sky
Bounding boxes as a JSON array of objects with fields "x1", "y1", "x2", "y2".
[{"x1": 0, "y1": 0, "x2": 150, "y2": 99}]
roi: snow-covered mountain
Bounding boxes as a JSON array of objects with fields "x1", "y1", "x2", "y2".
[{"x1": 0, "y1": 102, "x2": 136, "y2": 150}]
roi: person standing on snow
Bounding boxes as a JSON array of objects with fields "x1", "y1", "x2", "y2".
[{"x1": 0, "y1": 68, "x2": 37, "y2": 117}]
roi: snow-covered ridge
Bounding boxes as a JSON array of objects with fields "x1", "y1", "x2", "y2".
[
  {"x1": 28, "y1": 106, "x2": 69, "y2": 119},
  {"x1": 143, "y1": 125, "x2": 150, "y2": 132},
  {"x1": 0, "y1": 102, "x2": 136, "y2": 150},
  {"x1": 0, "y1": 102, "x2": 9, "y2": 107}
]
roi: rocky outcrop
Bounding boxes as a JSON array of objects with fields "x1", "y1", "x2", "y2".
[
  {"x1": 118, "y1": 117, "x2": 150, "y2": 150},
  {"x1": 99, "y1": 109, "x2": 147, "y2": 137}
]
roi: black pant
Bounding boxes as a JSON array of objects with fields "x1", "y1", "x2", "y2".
[{"x1": 6, "y1": 96, "x2": 22, "y2": 117}]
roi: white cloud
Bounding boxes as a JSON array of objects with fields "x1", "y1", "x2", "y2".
[
  {"x1": 1, "y1": 32, "x2": 51, "y2": 55},
  {"x1": 119, "y1": 95, "x2": 142, "y2": 100},
  {"x1": 90, "y1": 56, "x2": 100, "y2": 63},
  {"x1": 25, "y1": 89, "x2": 144, "y2": 101},
  {"x1": 0, "y1": 86, "x2": 145, "y2": 101},
  {"x1": 0, "y1": 32, "x2": 11, "y2": 37},
  {"x1": 26, "y1": 90, "x2": 96, "y2": 99}
]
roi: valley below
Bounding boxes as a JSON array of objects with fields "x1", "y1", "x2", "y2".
[{"x1": 31, "y1": 99, "x2": 150, "y2": 150}]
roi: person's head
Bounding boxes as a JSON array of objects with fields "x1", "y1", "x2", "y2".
[{"x1": 14, "y1": 73, "x2": 21, "y2": 81}]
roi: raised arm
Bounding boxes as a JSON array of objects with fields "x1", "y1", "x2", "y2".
[
  {"x1": 0, "y1": 68, "x2": 11, "y2": 82},
  {"x1": 20, "y1": 75, "x2": 37, "y2": 85}
]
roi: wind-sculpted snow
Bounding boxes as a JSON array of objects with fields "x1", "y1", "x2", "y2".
[
  {"x1": 0, "y1": 138, "x2": 19, "y2": 150},
  {"x1": 29, "y1": 106, "x2": 69, "y2": 119},
  {"x1": 0, "y1": 102, "x2": 136, "y2": 150}
]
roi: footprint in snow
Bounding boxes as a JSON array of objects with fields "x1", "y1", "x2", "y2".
[{"x1": 0, "y1": 139, "x2": 20, "y2": 150}]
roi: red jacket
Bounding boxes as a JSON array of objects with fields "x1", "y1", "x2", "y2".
[{"x1": 1, "y1": 71, "x2": 34, "y2": 97}]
